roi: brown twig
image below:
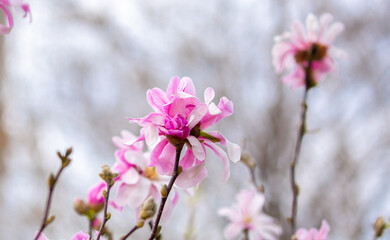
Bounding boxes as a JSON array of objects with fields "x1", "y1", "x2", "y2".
[
  {"x1": 121, "y1": 225, "x2": 139, "y2": 240},
  {"x1": 148, "y1": 143, "x2": 184, "y2": 240},
  {"x1": 289, "y1": 48, "x2": 315, "y2": 233},
  {"x1": 96, "y1": 183, "x2": 113, "y2": 240},
  {"x1": 35, "y1": 148, "x2": 72, "y2": 240}
]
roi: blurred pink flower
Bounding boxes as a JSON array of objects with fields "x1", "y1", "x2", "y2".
[
  {"x1": 34, "y1": 231, "x2": 89, "y2": 240},
  {"x1": 218, "y1": 189, "x2": 282, "y2": 240},
  {"x1": 111, "y1": 130, "x2": 178, "y2": 220},
  {"x1": 272, "y1": 13, "x2": 344, "y2": 88},
  {"x1": 0, "y1": 0, "x2": 31, "y2": 34},
  {"x1": 293, "y1": 220, "x2": 330, "y2": 240},
  {"x1": 127, "y1": 76, "x2": 241, "y2": 188}
]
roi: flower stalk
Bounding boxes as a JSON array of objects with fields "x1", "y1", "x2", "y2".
[
  {"x1": 148, "y1": 143, "x2": 184, "y2": 240},
  {"x1": 289, "y1": 46, "x2": 316, "y2": 233}
]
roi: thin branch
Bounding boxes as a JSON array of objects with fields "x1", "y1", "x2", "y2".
[
  {"x1": 96, "y1": 183, "x2": 113, "y2": 240},
  {"x1": 289, "y1": 50, "x2": 314, "y2": 233},
  {"x1": 120, "y1": 225, "x2": 139, "y2": 240},
  {"x1": 35, "y1": 148, "x2": 72, "y2": 240},
  {"x1": 148, "y1": 143, "x2": 184, "y2": 240}
]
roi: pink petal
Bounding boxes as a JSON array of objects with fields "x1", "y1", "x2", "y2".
[
  {"x1": 317, "y1": 220, "x2": 330, "y2": 238},
  {"x1": 0, "y1": 5, "x2": 13, "y2": 35},
  {"x1": 155, "y1": 140, "x2": 176, "y2": 175},
  {"x1": 34, "y1": 232, "x2": 49, "y2": 240},
  {"x1": 113, "y1": 178, "x2": 151, "y2": 208},
  {"x1": 150, "y1": 138, "x2": 169, "y2": 167},
  {"x1": 121, "y1": 168, "x2": 140, "y2": 185},
  {"x1": 179, "y1": 148, "x2": 196, "y2": 169},
  {"x1": 306, "y1": 13, "x2": 319, "y2": 43},
  {"x1": 187, "y1": 136, "x2": 206, "y2": 161},
  {"x1": 324, "y1": 22, "x2": 344, "y2": 45},
  {"x1": 147, "y1": 88, "x2": 169, "y2": 113},
  {"x1": 281, "y1": 66, "x2": 305, "y2": 88},
  {"x1": 272, "y1": 41, "x2": 296, "y2": 73},
  {"x1": 204, "y1": 87, "x2": 215, "y2": 104},
  {"x1": 224, "y1": 223, "x2": 244, "y2": 240},
  {"x1": 203, "y1": 139, "x2": 230, "y2": 181},
  {"x1": 226, "y1": 139, "x2": 241, "y2": 163},
  {"x1": 166, "y1": 76, "x2": 181, "y2": 99},
  {"x1": 187, "y1": 104, "x2": 208, "y2": 130},
  {"x1": 178, "y1": 77, "x2": 196, "y2": 96},
  {"x1": 145, "y1": 125, "x2": 160, "y2": 145},
  {"x1": 71, "y1": 231, "x2": 90, "y2": 240},
  {"x1": 175, "y1": 161, "x2": 207, "y2": 189}
]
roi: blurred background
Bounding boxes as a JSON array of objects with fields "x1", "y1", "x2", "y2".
[{"x1": 1, "y1": 0, "x2": 390, "y2": 239}]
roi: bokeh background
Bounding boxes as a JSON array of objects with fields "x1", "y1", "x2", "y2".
[{"x1": 1, "y1": 0, "x2": 390, "y2": 239}]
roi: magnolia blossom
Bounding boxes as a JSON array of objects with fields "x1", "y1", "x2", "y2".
[
  {"x1": 111, "y1": 130, "x2": 178, "y2": 219},
  {"x1": 272, "y1": 13, "x2": 344, "y2": 88},
  {"x1": 218, "y1": 189, "x2": 282, "y2": 240},
  {"x1": 293, "y1": 220, "x2": 330, "y2": 240},
  {"x1": 35, "y1": 231, "x2": 89, "y2": 240},
  {"x1": 127, "y1": 76, "x2": 241, "y2": 188},
  {"x1": 0, "y1": 0, "x2": 31, "y2": 34}
]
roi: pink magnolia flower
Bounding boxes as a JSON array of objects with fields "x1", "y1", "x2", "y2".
[
  {"x1": 218, "y1": 189, "x2": 282, "y2": 240},
  {"x1": 111, "y1": 130, "x2": 178, "y2": 219},
  {"x1": 127, "y1": 76, "x2": 241, "y2": 188},
  {"x1": 0, "y1": 0, "x2": 31, "y2": 34},
  {"x1": 34, "y1": 231, "x2": 89, "y2": 240},
  {"x1": 293, "y1": 220, "x2": 330, "y2": 240},
  {"x1": 272, "y1": 13, "x2": 344, "y2": 88}
]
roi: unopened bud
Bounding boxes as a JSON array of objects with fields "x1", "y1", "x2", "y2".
[
  {"x1": 156, "y1": 234, "x2": 161, "y2": 240},
  {"x1": 99, "y1": 165, "x2": 118, "y2": 186},
  {"x1": 139, "y1": 197, "x2": 156, "y2": 220},
  {"x1": 102, "y1": 189, "x2": 107, "y2": 199},
  {"x1": 73, "y1": 198, "x2": 89, "y2": 215},
  {"x1": 374, "y1": 216, "x2": 385, "y2": 237},
  {"x1": 106, "y1": 212, "x2": 111, "y2": 220},
  {"x1": 65, "y1": 147, "x2": 73, "y2": 157},
  {"x1": 178, "y1": 166, "x2": 183, "y2": 174},
  {"x1": 62, "y1": 158, "x2": 71, "y2": 168},
  {"x1": 240, "y1": 151, "x2": 256, "y2": 169},
  {"x1": 47, "y1": 173, "x2": 55, "y2": 188},
  {"x1": 161, "y1": 185, "x2": 168, "y2": 198},
  {"x1": 46, "y1": 215, "x2": 56, "y2": 226},
  {"x1": 156, "y1": 225, "x2": 162, "y2": 235},
  {"x1": 136, "y1": 219, "x2": 145, "y2": 228}
]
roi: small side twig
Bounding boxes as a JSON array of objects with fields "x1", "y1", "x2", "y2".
[
  {"x1": 148, "y1": 143, "x2": 184, "y2": 240},
  {"x1": 35, "y1": 148, "x2": 72, "y2": 240},
  {"x1": 95, "y1": 165, "x2": 117, "y2": 240}
]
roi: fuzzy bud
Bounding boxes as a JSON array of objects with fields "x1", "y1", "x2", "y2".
[
  {"x1": 47, "y1": 173, "x2": 55, "y2": 188},
  {"x1": 160, "y1": 185, "x2": 168, "y2": 198},
  {"x1": 374, "y1": 216, "x2": 386, "y2": 237},
  {"x1": 99, "y1": 165, "x2": 118, "y2": 186},
  {"x1": 106, "y1": 212, "x2": 111, "y2": 220},
  {"x1": 136, "y1": 219, "x2": 145, "y2": 228},
  {"x1": 240, "y1": 151, "x2": 256, "y2": 169},
  {"x1": 46, "y1": 215, "x2": 55, "y2": 226},
  {"x1": 139, "y1": 197, "x2": 156, "y2": 220},
  {"x1": 73, "y1": 198, "x2": 89, "y2": 215}
]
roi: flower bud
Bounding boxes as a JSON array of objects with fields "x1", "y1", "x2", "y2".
[
  {"x1": 46, "y1": 215, "x2": 55, "y2": 226},
  {"x1": 374, "y1": 216, "x2": 386, "y2": 237},
  {"x1": 136, "y1": 219, "x2": 144, "y2": 228},
  {"x1": 160, "y1": 185, "x2": 168, "y2": 198},
  {"x1": 73, "y1": 198, "x2": 89, "y2": 215},
  {"x1": 47, "y1": 173, "x2": 55, "y2": 188},
  {"x1": 99, "y1": 165, "x2": 118, "y2": 186},
  {"x1": 139, "y1": 197, "x2": 156, "y2": 220}
]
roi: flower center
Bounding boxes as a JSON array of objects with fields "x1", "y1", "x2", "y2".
[
  {"x1": 294, "y1": 43, "x2": 327, "y2": 63},
  {"x1": 144, "y1": 167, "x2": 159, "y2": 181},
  {"x1": 243, "y1": 216, "x2": 252, "y2": 224}
]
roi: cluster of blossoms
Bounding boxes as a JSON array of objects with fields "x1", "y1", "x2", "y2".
[
  {"x1": 272, "y1": 13, "x2": 344, "y2": 88},
  {"x1": 33, "y1": 11, "x2": 346, "y2": 240},
  {"x1": 0, "y1": 0, "x2": 31, "y2": 34},
  {"x1": 218, "y1": 189, "x2": 282, "y2": 240}
]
